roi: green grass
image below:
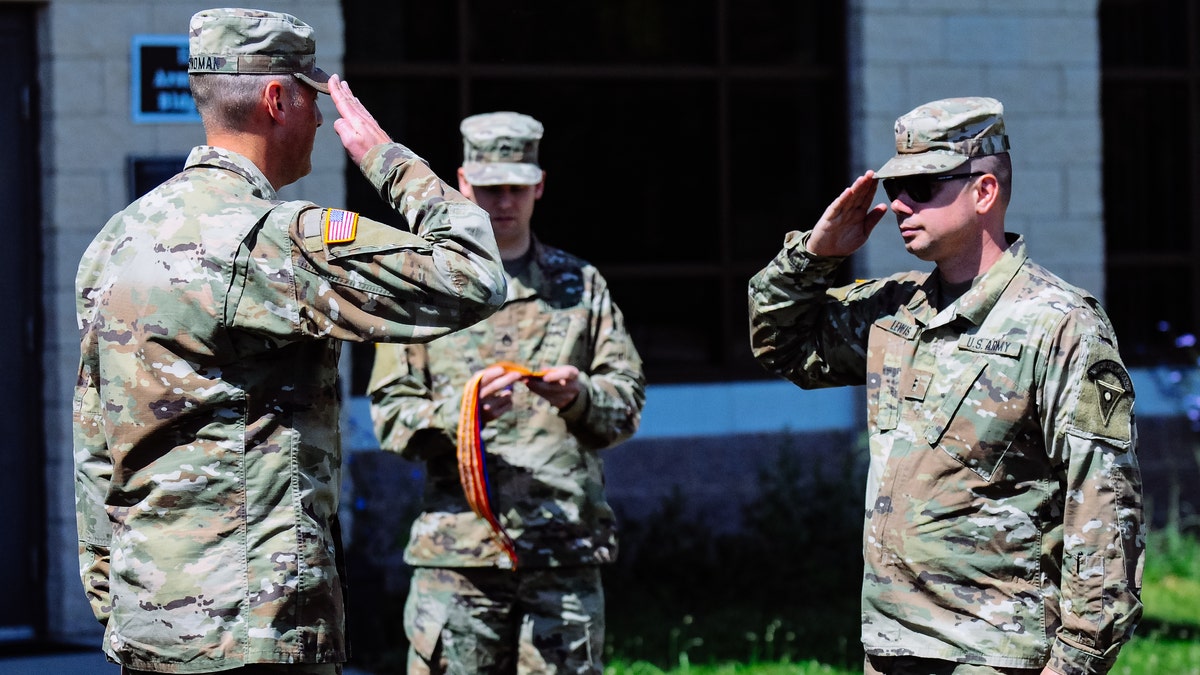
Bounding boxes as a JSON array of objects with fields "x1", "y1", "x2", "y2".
[
  {"x1": 605, "y1": 660, "x2": 856, "y2": 675},
  {"x1": 1113, "y1": 530, "x2": 1200, "y2": 674},
  {"x1": 1113, "y1": 633, "x2": 1200, "y2": 675},
  {"x1": 607, "y1": 530, "x2": 1200, "y2": 675},
  {"x1": 1141, "y1": 529, "x2": 1200, "y2": 626}
]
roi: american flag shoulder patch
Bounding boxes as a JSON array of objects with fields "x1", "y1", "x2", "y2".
[{"x1": 324, "y1": 208, "x2": 360, "y2": 244}]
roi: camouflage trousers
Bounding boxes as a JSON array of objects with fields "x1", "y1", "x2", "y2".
[
  {"x1": 405, "y1": 566, "x2": 605, "y2": 675},
  {"x1": 864, "y1": 655, "x2": 1042, "y2": 675},
  {"x1": 121, "y1": 658, "x2": 340, "y2": 667}
]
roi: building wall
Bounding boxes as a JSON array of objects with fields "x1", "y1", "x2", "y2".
[
  {"x1": 35, "y1": 0, "x2": 1111, "y2": 647},
  {"x1": 851, "y1": 0, "x2": 1106, "y2": 302},
  {"x1": 40, "y1": 0, "x2": 345, "y2": 644}
]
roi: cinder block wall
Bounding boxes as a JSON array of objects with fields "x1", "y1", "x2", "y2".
[
  {"x1": 41, "y1": 0, "x2": 345, "y2": 644},
  {"x1": 850, "y1": 0, "x2": 1105, "y2": 301}
]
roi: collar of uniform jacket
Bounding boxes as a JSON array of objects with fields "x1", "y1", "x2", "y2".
[
  {"x1": 184, "y1": 145, "x2": 277, "y2": 200},
  {"x1": 914, "y1": 233, "x2": 1027, "y2": 332}
]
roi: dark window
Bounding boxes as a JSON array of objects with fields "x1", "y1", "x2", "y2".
[
  {"x1": 1101, "y1": 0, "x2": 1200, "y2": 363},
  {"x1": 343, "y1": 0, "x2": 848, "y2": 387},
  {"x1": 466, "y1": 2, "x2": 719, "y2": 65}
]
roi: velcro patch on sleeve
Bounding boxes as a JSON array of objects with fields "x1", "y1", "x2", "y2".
[
  {"x1": 1086, "y1": 359, "x2": 1133, "y2": 427},
  {"x1": 1072, "y1": 336, "x2": 1135, "y2": 445},
  {"x1": 324, "y1": 209, "x2": 360, "y2": 244}
]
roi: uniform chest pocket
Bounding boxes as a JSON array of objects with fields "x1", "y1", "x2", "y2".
[
  {"x1": 923, "y1": 360, "x2": 1028, "y2": 481},
  {"x1": 524, "y1": 309, "x2": 586, "y2": 369}
]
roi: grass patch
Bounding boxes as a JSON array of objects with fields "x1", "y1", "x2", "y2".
[
  {"x1": 604, "y1": 445, "x2": 867, "y2": 671},
  {"x1": 345, "y1": 441, "x2": 1200, "y2": 675},
  {"x1": 1141, "y1": 529, "x2": 1200, "y2": 628},
  {"x1": 1105, "y1": 632, "x2": 1200, "y2": 675},
  {"x1": 603, "y1": 525, "x2": 1200, "y2": 675},
  {"x1": 605, "y1": 660, "x2": 857, "y2": 675},
  {"x1": 1114, "y1": 529, "x2": 1200, "y2": 674}
]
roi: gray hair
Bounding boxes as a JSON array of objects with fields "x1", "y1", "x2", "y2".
[{"x1": 189, "y1": 73, "x2": 305, "y2": 132}]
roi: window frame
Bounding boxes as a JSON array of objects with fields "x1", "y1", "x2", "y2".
[{"x1": 343, "y1": 0, "x2": 848, "y2": 386}]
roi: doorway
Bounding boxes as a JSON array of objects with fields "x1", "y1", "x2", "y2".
[{"x1": 0, "y1": 3, "x2": 44, "y2": 642}]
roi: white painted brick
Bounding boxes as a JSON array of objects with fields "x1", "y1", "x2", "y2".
[
  {"x1": 986, "y1": 67, "x2": 1067, "y2": 113},
  {"x1": 146, "y1": 123, "x2": 207, "y2": 156},
  {"x1": 861, "y1": 112, "x2": 902, "y2": 173},
  {"x1": 50, "y1": 2, "x2": 150, "y2": 58},
  {"x1": 983, "y1": 0, "x2": 1097, "y2": 15},
  {"x1": 1064, "y1": 66, "x2": 1100, "y2": 113},
  {"x1": 1058, "y1": 263, "x2": 1106, "y2": 300},
  {"x1": 918, "y1": 0, "x2": 987, "y2": 12},
  {"x1": 53, "y1": 57, "x2": 108, "y2": 117},
  {"x1": 1032, "y1": 217, "x2": 1105, "y2": 263},
  {"x1": 1011, "y1": 219, "x2": 1105, "y2": 300},
  {"x1": 1027, "y1": 17, "x2": 1099, "y2": 66},
  {"x1": 862, "y1": 14, "x2": 947, "y2": 66},
  {"x1": 903, "y1": 65, "x2": 991, "y2": 102},
  {"x1": 1012, "y1": 167, "x2": 1066, "y2": 218},
  {"x1": 50, "y1": 172, "x2": 108, "y2": 226},
  {"x1": 944, "y1": 17, "x2": 1027, "y2": 65},
  {"x1": 860, "y1": 0, "x2": 906, "y2": 11},
  {"x1": 51, "y1": 118, "x2": 132, "y2": 189},
  {"x1": 1018, "y1": 117, "x2": 1101, "y2": 165},
  {"x1": 861, "y1": 65, "x2": 910, "y2": 115},
  {"x1": 1067, "y1": 164, "x2": 1104, "y2": 219}
]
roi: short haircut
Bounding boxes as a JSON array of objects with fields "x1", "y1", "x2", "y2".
[
  {"x1": 971, "y1": 152, "x2": 1013, "y2": 207},
  {"x1": 189, "y1": 73, "x2": 305, "y2": 133}
]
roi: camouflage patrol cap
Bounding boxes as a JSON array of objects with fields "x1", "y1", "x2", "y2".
[
  {"x1": 875, "y1": 97, "x2": 1009, "y2": 178},
  {"x1": 188, "y1": 8, "x2": 330, "y2": 94},
  {"x1": 460, "y1": 112, "x2": 544, "y2": 186}
]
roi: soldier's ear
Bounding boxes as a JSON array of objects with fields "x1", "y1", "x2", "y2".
[
  {"x1": 457, "y1": 168, "x2": 475, "y2": 201},
  {"x1": 974, "y1": 173, "x2": 1000, "y2": 215},
  {"x1": 533, "y1": 170, "x2": 546, "y2": 200},
  {"x1": 264, "y1": 81, "x2": 288, "y2": 123}
]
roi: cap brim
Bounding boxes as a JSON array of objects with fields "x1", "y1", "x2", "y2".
[
  {"x1": 295, "y1": 67, "x2": 331, "y2": 95},
  {"x1": 875, "y1": 150, "x2": 969, "y2": 179},
  {"x1": 462, "y1": 162, "x2": 543, "y2": 187}
]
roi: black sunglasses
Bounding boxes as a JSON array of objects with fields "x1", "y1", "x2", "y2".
[{"x1": 882, "y1": 172, "x2": 985, "y2": 203}]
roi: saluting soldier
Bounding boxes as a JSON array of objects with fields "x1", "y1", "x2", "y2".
[
  {"x1": 73, "y1": 8, "x2": 506, "y2": 674},
  {"x1": 749, "y1": 97, "x2": 1144, "y2": 675}
]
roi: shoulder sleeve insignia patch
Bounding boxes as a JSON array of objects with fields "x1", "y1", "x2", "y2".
[
  {"x1": 323, "y1": 208, "x2": 360, "y2": 245},
  {"x1": 1086, "y1": 359, "x2": 1133, "y2": 426}
]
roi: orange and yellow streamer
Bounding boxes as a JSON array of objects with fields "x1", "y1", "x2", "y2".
[{"x1": 457, "y1": 361, "x2": 545, "y2": 570}]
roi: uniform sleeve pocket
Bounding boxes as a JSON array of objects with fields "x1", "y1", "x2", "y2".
[
  {"x1": 1061, "y1": 550, "x2": 1128, "y2": 649},
  {"x1": 867, "y1": 348, "x2": 904, "y2": 432}
]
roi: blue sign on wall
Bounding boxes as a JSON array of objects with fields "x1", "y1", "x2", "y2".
[{"x1": 131, "y1": 34, "x2": 199, "y2": 123}]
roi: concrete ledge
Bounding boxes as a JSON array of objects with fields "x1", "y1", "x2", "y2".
[{"x1": 344, "y1": 381, "x2": 862, "y2": 451}]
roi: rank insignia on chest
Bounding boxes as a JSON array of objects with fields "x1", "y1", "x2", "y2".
[{"x1": 323, "y1": 209, "x2": 359, "y2": 244}]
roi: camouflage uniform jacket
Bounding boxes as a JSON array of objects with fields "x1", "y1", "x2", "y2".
[
  {"x1": 749, "y1": 232, "x2": 1143, "y2": 675},
  {"x1": 73, "y1": 144, "x2": 505, "y2": 672},
  {"x1": 369, "y1": 237, "x2": 645, "y2": 568}
]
